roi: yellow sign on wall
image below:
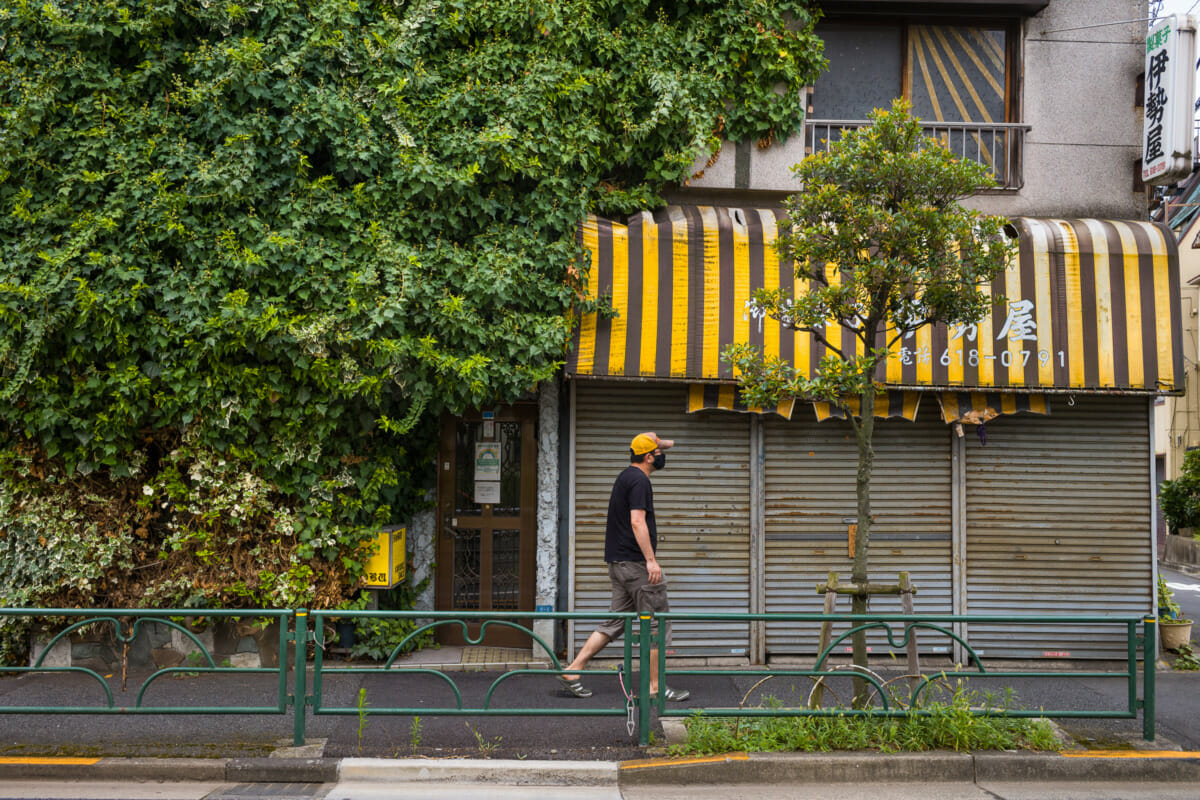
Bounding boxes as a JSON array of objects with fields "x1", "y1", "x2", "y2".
[{"x1": 363, "y1": 526, "x2": 406, "y2": 589}]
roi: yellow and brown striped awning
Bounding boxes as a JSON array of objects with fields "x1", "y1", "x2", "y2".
[
  {"x1": 936, "y1": 392, "x2": 1050, "y2": 425},
  {"x1": 686, "y1": 384, "x2": 796, "y2": 419},
  {"x1": 813, "y1": 391, "x2": 922, "y2": 422},
  {"x1": 567, "y1": 210, "x2": 1184, "y2": 393}
]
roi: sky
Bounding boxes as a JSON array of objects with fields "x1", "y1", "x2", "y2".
[{"x1": 1160, "y1": 0, "x2": 1200, "y2": 22}]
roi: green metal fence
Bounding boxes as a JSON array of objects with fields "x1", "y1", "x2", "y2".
[
  {"x1": 0, "y1": 608, "x2": 1156, "y2": 749},
  {"x1": 301, "y1": 610, "x2": 641, "y2": 747},
  {"x1": 0, "y1": 608, "x2": 294, "y2": 715},
  {"x1": 646, "y1": 612, "x2": 1157, "y2": 747}
]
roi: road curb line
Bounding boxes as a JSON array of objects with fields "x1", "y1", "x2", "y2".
[
  {"x1": 619, "y1": 751, "x2": 975, "y2": 785},
  {"x1": 2, "y1": 751, "x2": 1199, "y2": 786},
  {"x1": 973, "y1": 752, "x2": 1200, "y2": 782},
  {"x1": 1059, "y1": 750, "x2": 1200, "y2": 758},
  {"x1": 337, "y1": 757, "x2": 619, "y2": 786},
  {"x1": 0, "y1": 757, "x2": 101, "y2": 765},
  {"x1": 621, "y1": 753, "x2": 750, "y2": 770},
  {"x1": 227, "y1": 757, "x2": 338, "y2": 783},
  {"x1": 620, "y1": 751, "x2": 1200, "y2": 786},
  {"x1": 0, "y1": 757, "x2": 228, "y2": 782}
]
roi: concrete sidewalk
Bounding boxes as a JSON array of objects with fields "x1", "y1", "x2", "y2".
[
  {"x1": 3, "y1": 750, "x2": 1200, "y2": 789},
  {"x1": 340, "y1": 644, "x2": 551, "y2": 673},
  {"x1": 3, "y1": 630, "x2": 1200, "y2": 786}
]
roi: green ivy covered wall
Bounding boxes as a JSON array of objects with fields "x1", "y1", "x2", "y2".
[{"x1": 0, "y1": 0, "x2": 824, "y2": 661}]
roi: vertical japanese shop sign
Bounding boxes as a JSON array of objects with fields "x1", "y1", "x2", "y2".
[{"x1": 1143, "y1": 14, "x2": 1197, "y2": 186}]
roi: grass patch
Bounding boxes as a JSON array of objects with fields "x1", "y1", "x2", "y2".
[{"x1": 672, "y1": 685, "x2": 1061, "y2": 755}]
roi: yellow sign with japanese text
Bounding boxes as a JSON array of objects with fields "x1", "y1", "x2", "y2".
[{"x1": 363, "y1": 526, "x2": 405, "y2": 589}]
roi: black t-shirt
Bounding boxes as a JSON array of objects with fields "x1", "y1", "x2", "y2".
[{"x1": 604, "y1": 465, "x2": 656, "y2": 562}]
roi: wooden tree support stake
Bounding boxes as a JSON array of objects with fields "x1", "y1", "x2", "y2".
[
  {"x1": 898, "y1": 571, "x2": 920, "y2": 691},
  {"x1": 808, "y1": 570, "x2": 921, "y2": 708}
]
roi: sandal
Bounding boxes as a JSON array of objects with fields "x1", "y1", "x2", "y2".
[
  {"x1": 557, "y1": 675, "x2": 593, "y2": 698},
  {"x1": 661, "y1": 686, "x2": 690, "y2": 702}
]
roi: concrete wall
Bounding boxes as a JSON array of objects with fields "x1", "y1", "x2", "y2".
[
  {"x1": 682, "y1": 0, "x2": 1148, "y2": 220},
  {"x1": 979, "y1": 0, "x2": 1146, "y2": 219},
  {"x1": 408, "y1": 503, "x2": 436, "y2": 612},
  {"x1": 1161, "y1": 214, "x2": 1200, "y2": 480},
  {"x1": 31, "y1": 619, "x2": 280, "y2": 670},
  {"x1": 534, "y1": 380, "x2": 560, "y2": 658}
]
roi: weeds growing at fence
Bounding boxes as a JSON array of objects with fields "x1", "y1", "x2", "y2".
[
  {"x1": 409, "y1": 716, "x2": 423, "y2": 753},
  {"x1": 355, "y1": 688, "x2": 370, "y2": 755},
  {"x1": 1173, "y1": 643, "x2": 1200, "y2": 671},
  {"x1": 674, "y1": 685, "x2": 1061, "y2": 755},
  {"x1": 466, "y1": 722, "x2": 501, "y2": 757}
]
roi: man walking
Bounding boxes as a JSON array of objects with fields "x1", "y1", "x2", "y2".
[{"x1": 558, "y1": 432, "x2": 689, "y2": 701}]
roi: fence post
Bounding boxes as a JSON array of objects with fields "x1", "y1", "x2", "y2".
[
  {"x1": 638, "y1": 614, "x2": 651, "y2": 747},
  {"x1": 1143, "y1": 616, "x2": 1156, "y2": 742},
  {"x1": 1127, "y1": 620, "x2": 1137, "y2": 721},
  {"x1": 293, "y1": 610, "x2": 309, "y2": 747}
]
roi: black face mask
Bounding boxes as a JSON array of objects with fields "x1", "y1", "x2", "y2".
[{"x1": 652, "y1": 452, "x2": 666, "y2": 470}]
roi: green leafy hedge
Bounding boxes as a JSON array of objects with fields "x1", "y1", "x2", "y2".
[
  {"x1": 1161, "y1": 450, "x2": 1200, "y2": 533},
  {"x1": 0, "y1": 0, "x2": 824, "y2": 656}
]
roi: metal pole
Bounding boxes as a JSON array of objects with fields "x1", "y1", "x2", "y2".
[
  {"x1": 638, "y1": 614, "x2": 651, "y2": 746},
  {"x1": 1127, "y1": 620, "x2": 1137, "y2": 718},
  {"x1": 293, "y1": 610, "x2": 308, "y2": 747},
  {"x1": 750, "y1": 417, "x2": 767, "y2": 663},
  {"x1": 1143, "y1": 616, "x2": 1156, "y2": 742}
]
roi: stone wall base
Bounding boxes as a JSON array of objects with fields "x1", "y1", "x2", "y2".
[
  {"x1": 30, "y1": 618, "x2": 282, "y2": 671},
  {"x1": 1163, "y1": 533, "x2": 1200, "y2": 571}
]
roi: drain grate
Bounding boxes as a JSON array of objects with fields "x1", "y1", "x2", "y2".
[{"x1": 204, "y1": 783, "x2": 331, "y2": 799}]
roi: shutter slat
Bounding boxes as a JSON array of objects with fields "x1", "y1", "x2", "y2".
[
  {"x1": 764, "y1": 409, "x2": 953, "y2": 655},
  {"x1": 964, "y1": 396, "x2": 1152, "y2": 659},
  {"x1": 573, "y1": 383, "x2": 752, "y2": 656}
]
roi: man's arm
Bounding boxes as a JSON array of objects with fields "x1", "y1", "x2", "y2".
[
  {"x1": 630, "y1": 508, "x2": 662, "y2": 584},
  {"x1": 640, "y1": 432, "x2": 674, "y2": 450}
]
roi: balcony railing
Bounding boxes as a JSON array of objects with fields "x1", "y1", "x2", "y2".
[{"x1": 805, "y1": 119, "x2": 1031, "y2": 191}]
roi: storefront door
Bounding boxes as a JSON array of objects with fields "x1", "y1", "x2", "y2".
[{"x1": 435, "y1": 405, "x2": 536, "y2": 647}]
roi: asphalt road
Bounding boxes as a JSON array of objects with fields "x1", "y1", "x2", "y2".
[
  {"x1": 621, "y1": 784, "x2": 1200, "y2": 800},
  {"x1": 3, "y1": 780, "x2": 1200, "y2": 800},
  {"x1": 0, "y1": 780, "x2": 619, "y2": 800},
  {"x1": 1160, "y1": 563, "x2": 1200, "y2": 627}
]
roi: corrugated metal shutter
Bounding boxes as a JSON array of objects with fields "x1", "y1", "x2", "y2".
[
  {"x1": 964, "y1": 396, "x2": 1152, "y2": 659},
  {"x1": 572, "y1": 382, "x2": 752, "y2": 656},
  {"x1": 764, "y1": 406, "x2": 953, "y2": 656}
]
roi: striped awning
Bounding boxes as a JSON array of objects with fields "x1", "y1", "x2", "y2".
[
  {"x1": 686, "y1": 384, "x2": 795, "y2": 419},
  {"x1": 567, "y1": 209, "x2": 1184, "y2": 393},
  {"x1": 813, "y1": 391, "x2": 921, "y2": 422},
  {"x1": 936, "y1": 392, "x2": 1049, "y2": 425}
]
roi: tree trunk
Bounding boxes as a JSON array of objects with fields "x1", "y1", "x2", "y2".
[{"x1": 851, "y1": 386, "x2": 876, "y2": 707}]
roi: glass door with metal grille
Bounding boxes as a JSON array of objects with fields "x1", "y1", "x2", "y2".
[{"x1": 435, "y1": 405, "x2": 536, "y2": 647}]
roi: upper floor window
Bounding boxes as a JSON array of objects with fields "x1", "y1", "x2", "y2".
[{"x1": 808, "y1": 21, "x2": 1025, "y2": 189}]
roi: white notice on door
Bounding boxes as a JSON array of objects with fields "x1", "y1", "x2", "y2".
[
  {"x1": 475, "y1": 480, "x2": 500, "y2": 504},
  {"x1": 475, "y1": 442, "x2": 501, "y2": 479}
]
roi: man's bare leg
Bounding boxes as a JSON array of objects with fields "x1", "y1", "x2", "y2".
[
  {"x1": 564, "y1": 635, "x2": 667, "y2": 695},
  {"x1": 649, "y1": 647, "x2": 660, "y2": 694},
  {"x1": 561, "y1": 629, "x2": 611, "y2": 682}
]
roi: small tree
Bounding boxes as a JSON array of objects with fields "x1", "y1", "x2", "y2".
[
  {"x1": 724, "y1": 100, "x2": 1012, "y2": 702},
  {"x1": 1161, "y1": 450, "x2": 1200, "y2": 534}
]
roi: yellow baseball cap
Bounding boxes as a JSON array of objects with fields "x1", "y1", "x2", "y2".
[{"x1": 630, "y1": 433, "x2": 658, "y2": 455}]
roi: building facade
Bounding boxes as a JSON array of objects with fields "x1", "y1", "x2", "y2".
[
  {"x1": 1155, "y1": 172, "x2": 1200, "y2": 486},
  {"x1": 423, "y1": 0, "x2": 1181, "y2": 662}
]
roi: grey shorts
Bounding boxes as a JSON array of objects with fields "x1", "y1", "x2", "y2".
[{"x1": 594, "y1": 561, "x2": 671, "y2": 642}]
